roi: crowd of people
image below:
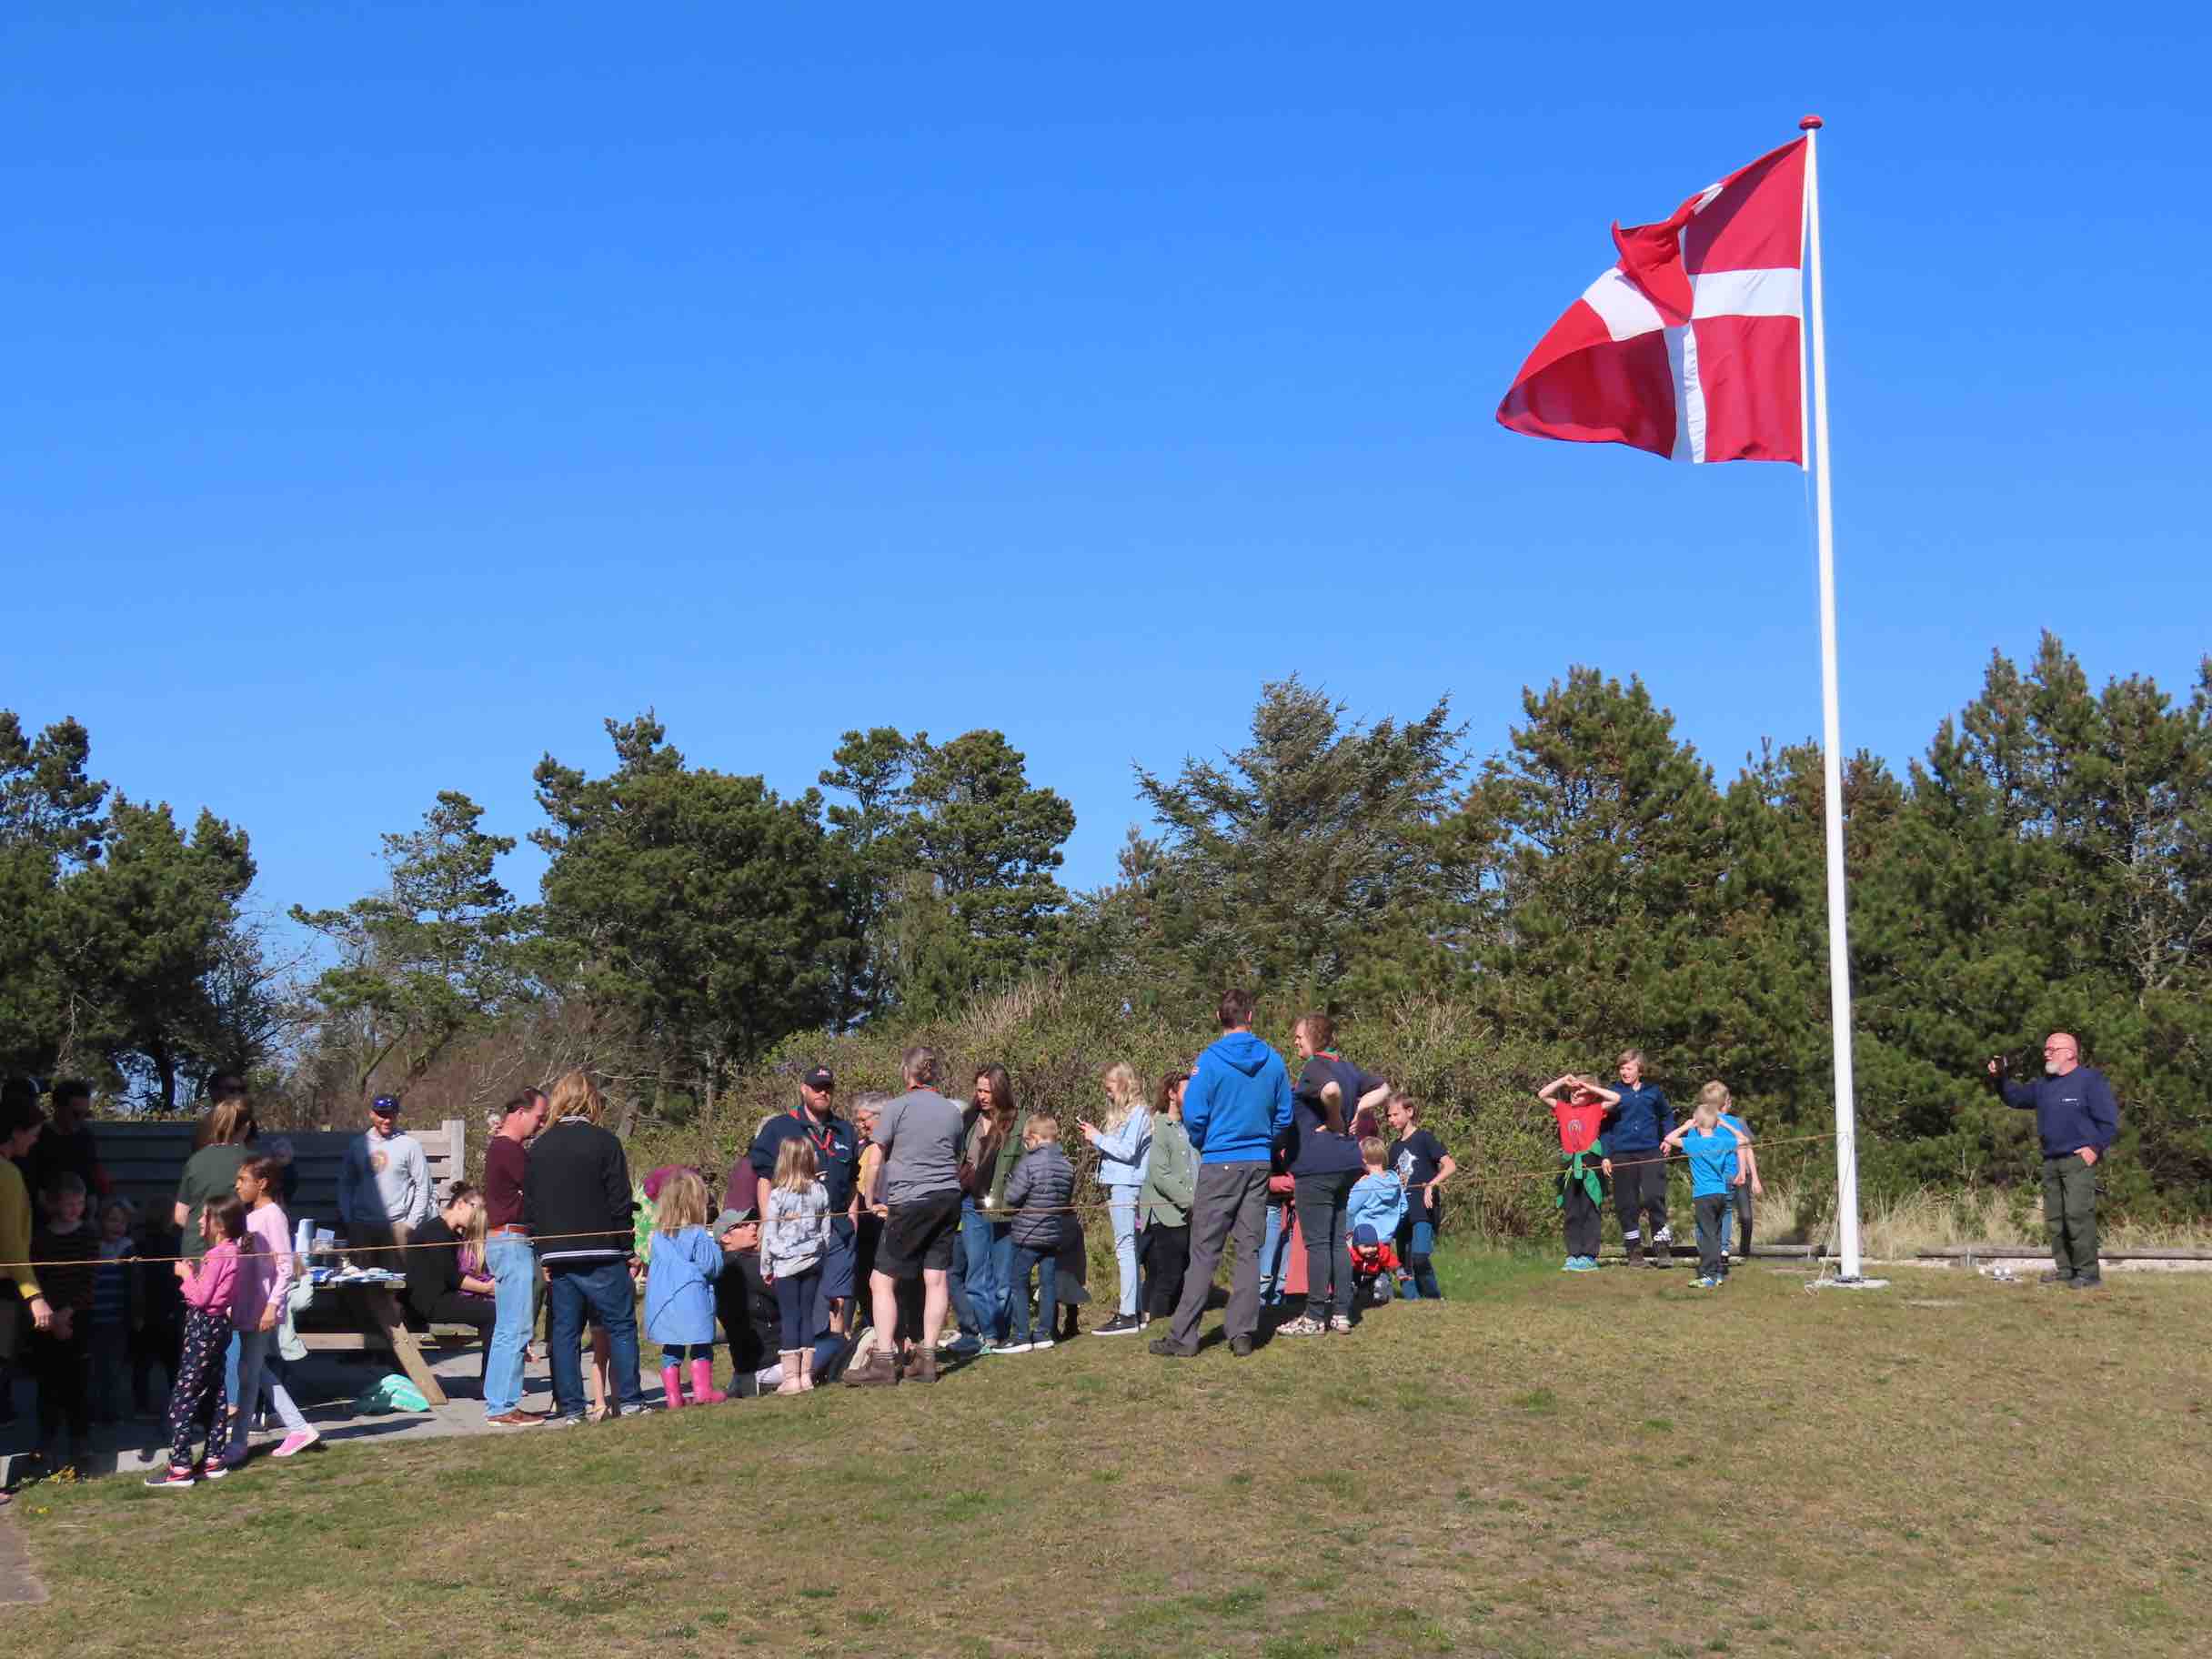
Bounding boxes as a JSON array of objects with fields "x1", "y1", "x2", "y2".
[{"x1": 0, "y1": 1003, "x2": 2123, "y2": 1497}]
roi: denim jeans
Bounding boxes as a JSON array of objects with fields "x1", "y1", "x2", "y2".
[
  {"x1": 1008, "y1": 1245, "x2": 1059, "y2": 1344},
  {"x1": 774, "y1": 1268, "x2": 820, "y2": 1352},
  {"x1": 484, "y1": 1233, "x2": 536, "y2": 1417},
  {"x1": 1106, "y1": 1186, "x2": 1141, "y2": 1316},
  {"x1": 232, "y1": 1327, "x2": 309, "y2": 1450},
  {"x1": 1396, "y1": 1219, "x2": 1442, "y2": 1299},
  {"x1": 545, "y1": 1258, "x2": 643, "y2": 1420},
  {"x1": 1259, "y1": 1201, "x2": 1292, "y2": 1304},
  {"x1": 960, "y1": 1201, "x2": 1010, "y2": 1342}
]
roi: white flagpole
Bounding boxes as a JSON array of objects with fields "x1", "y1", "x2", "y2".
[{"x1": 1800, "y1": 114, "x2": 1866, "y2": 1282}]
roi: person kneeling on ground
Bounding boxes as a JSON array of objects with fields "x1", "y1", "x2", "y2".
[{"x1": 996, "y1": 1114, "x2": 1074, "y2": 1355}]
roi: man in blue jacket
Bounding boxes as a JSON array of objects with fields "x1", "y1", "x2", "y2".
[
  {"x1": 1152, "y1": 989, "x2": 1293, "y2": 1361},
  {"x1": 1986, "y1": 1032, "x2": 2120, "y2": 1289}
]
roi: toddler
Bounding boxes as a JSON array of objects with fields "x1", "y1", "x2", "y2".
[
  {"x1": 644, "y1": 1168, "x2": 726, "y2": 1407},
  {"x1": 87, "y1": 1198, "x2": 139, "y2": 1424},
  {"x1": 1346, "y1": 1138, "x2": 1409, "y2": 1299}
]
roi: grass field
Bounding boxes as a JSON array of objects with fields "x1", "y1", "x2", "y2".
[{"x1": 6, "y1": 1249, "x2": 2207, "y2": 1658}]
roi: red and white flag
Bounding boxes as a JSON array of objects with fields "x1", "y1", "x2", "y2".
[{"x1": 1497, "y1": 138, "x2": 1807, "y2": 464}]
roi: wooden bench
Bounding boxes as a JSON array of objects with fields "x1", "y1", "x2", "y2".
[{"x1": 93, "y1": 1118, "x2": 473, "y2": 1407}]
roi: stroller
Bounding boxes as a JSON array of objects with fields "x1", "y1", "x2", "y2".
[{"x1": 1349, "y1": 1225, "x2": 1401, "y2": 1307}]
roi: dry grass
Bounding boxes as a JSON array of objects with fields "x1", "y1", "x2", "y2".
[
  {"x1": 1751, "y1": 1176, "x2": 2212, "y2": 1257},
  {"x1": 6, "y1": 1248, "x2": 2209, "y2": 1658}
]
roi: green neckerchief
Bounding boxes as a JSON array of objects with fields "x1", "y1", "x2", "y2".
[{"x1": 1555, "y1": 1137, "x2": 1608, "y2": 1208}]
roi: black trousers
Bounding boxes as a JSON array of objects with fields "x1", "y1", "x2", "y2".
[
  {"x1": 1294, "y1": 1170, "x2": 1358, "y2": 1320},
  {"x1": 1613, "y1": 1156, "x2": 1669, "y2": 1242},
  {"x1": 32, "y1": 1324, "x2": 91, "y2": 1443},
  {"x1": 1562, "y1": 1179, "x2": 1603, "y2": 1259},
  {"x1": 1141, "y1": 1222, "x2": 1190, "y2": 1319},
  {"x1": 1694, "y1": 1194, "x2": 1731, "y2": 1278}
]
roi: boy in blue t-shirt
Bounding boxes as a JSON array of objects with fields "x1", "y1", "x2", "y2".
[
  {"x1": 1660, "y1": 1085, "x2": 1753, "y2": 1287},
  {"x1": 1714, "y1": 1101, "x2": 1762, "y2": 1265}
]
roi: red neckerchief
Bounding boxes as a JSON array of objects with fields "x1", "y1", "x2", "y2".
[{"x1": 793, "y1": 1105, "x2": 837, "y2": 1161}]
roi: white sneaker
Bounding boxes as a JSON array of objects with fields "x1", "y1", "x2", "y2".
[
  {"x1": 1653, "y1": 1225, "x2": 1674, "y2": 1245},
  {"x1": 993, "y1": 1341, "x2": 1034, "y2": 1355},
  {"x1": 1031, "y1": 1338, "x2": 1054, "y2": 1351},
  {"x1": 1277, "y1": 1315, "x2": 1325, "y2": 1336},
  {"x1": 1327, "y1": 1314, "x2": 1354, "y2": 1334}
]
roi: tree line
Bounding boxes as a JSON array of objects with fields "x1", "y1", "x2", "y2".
[{"x1": 5, "y1": 632, "x2": 2207, "y2": 1211}]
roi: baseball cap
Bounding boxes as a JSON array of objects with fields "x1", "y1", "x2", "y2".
[
  {"x1": 802, "y1": 1066, "x2": 834, "y2": 1091},
  {"x1": 712, "y1": 1206, "x2": 759, "y2": 1234},
  {"x1": 369, "y1": 1094, "x2": 401, "y2": 1117}
]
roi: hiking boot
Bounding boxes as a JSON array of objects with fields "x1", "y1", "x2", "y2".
[
  {"x1": 842, "y1": 1352, "x2": 900, "y2": 1388},
  {"x1": 911, "y1": 1349, "x2": 940, "y2": 1385},
  {"x1": 1149, "y1": 1337, "x2": 1197, "y2": 1358},
  {"x1": 1624, "y1": 1244, "x2": 1644, "y2": 1269},
  {"x1": 1229, "y1": 1335, "x2": 1253, "y2": 1358}
]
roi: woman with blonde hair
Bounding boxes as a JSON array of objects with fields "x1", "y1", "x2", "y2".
[{"x1": 1078, "y1": 1061, "x2": 1152, "y2": 1336}]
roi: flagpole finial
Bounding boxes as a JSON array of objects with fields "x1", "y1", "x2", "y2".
[{"x1": 1799, "y1": 114, "x2": 1825, "y2": 130}]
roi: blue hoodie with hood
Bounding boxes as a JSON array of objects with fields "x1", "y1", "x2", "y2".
[{"x1": 1185, "y1": 1031, "x2": 1294, "y2": 1166}]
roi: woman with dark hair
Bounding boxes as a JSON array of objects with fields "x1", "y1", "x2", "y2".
[
  {"x1": 955, "y1": 1064, "x2": 1022, "y2": 1351},
  {"x1": 174, "y1": 1097, "x2": 256, "y2": 1261}
]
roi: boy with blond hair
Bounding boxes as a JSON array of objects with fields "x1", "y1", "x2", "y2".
[{"x1": 1659, "y1": 1085, "x2": 1753, "y2": 1288}]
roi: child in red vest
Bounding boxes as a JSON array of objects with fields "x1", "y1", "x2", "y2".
[{"x1": 1537, "y1": 1073, "x2": 1619, "y2": 1272}]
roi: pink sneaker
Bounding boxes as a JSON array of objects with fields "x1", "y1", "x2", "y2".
[{"x1": 272, "y1": 1430, "x2": 321, "y2": 1459}]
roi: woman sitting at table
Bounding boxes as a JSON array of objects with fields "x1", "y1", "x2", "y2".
[{"x1": 403, "y1": 1181, "x2": 498, "y2": 1387}]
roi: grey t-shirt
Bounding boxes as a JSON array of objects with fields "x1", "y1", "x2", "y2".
[{"x1": 872, "y1": 1088, "x2": 964, "y2": 1206}]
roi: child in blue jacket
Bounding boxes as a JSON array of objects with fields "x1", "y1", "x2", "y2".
[
  {"x1": 1660, "y1": 1086, "x2": 1753, "y2": 1288},
  {"x1": 643, "y1": 1169, "x2": 725, "y2": 1407},
  {"x1": 1348, "y1": 1138, "x2": 1409, "y2": 1252}
]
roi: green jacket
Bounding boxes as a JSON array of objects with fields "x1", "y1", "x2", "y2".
[
  {"x1": 983, "y1": 1110, "x2": 1031, "y2": 1213},
  {"x1": 1141, "y1": 1117, "x2": 1196, "y2": 1227}
]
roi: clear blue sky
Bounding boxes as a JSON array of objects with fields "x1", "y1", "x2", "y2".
[{"x1": 6, "y1": 5, "x2": 2207, "y2": 930}]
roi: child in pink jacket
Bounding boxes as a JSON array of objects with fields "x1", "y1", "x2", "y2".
[{"x1": 147, "y1": 1197, "x2": 246, "y2": 1488}]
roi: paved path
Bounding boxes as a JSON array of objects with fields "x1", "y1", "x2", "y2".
[{"x1": 0, "y1": 1503, "x2": 48, "y2": 1604}]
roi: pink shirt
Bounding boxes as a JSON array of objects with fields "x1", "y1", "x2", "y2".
[
  {"x1": 234, "y1": 1203, "x2": 297, "y2": 1331},
  {"x1": 184, "y1": 1240, "x2": 240, "y2": 1314}
]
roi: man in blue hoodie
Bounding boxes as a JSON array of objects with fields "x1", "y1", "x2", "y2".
[
  {"x1": 1152, "y1": 988, "x2": 1293, "y2": 1361},
  {"x1": 1985, "y1": 1032, "x2": 2120, "y2": 1289}
]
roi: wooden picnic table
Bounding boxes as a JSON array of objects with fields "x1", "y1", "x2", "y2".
[{"x1": 295, "y1": 1279, "x2": 450, "y2": 1407}]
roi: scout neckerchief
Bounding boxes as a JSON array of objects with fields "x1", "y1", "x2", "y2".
[
  {"x1": 792, "y1": 1103, "x2": 837, "y2": 1163},
  {"x1": 1556, "y1": 1137, "x2": 1608, "y2": 1208}
]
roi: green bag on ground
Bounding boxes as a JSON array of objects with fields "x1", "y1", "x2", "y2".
[{"x1": 352, "y1": 1373, "x2": 431, "y2": 1414}]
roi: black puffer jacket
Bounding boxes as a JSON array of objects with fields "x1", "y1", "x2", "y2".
[{"x1": 1002, "y1": 1142, "x2": 1073, "y2": 1252}]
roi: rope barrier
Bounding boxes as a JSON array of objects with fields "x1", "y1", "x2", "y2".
[{"x1": 0, "y1": 1129, "x2": 1852, "y2": 1273}]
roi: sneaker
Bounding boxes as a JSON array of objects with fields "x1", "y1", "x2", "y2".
[
  {"x1": 616, "y1": 1401, "x2": 655, "y2": 1418},
  {"x1": 944, "y1": 1334, "x2": 983, "y2": 1356},
  {"x1": 145, "y1": 1466, "x2": 196, "y2": 1489},
  {"x1": 992, "y1": 1341, "x2": 1035, "y2": 1355},
  {"x1": 1327, "y1": 1314, "x2": 1354, "y2": 1334},
  {"x1": 1653, "y1": 1225, "x2": 1674, "y2": 1246},
  {"x1": 1276, "y1": 1315, "x2": 1325, "y2": 1337},
  {"x1": 1148, "y1": 1337, "x2": 1197, "y2": 1358},
  {"x1": 272, "y1": 1429, "x2": 323, "y2": 1456},
  {"x1": 1695, "y1": 1275, "x2": 1718, "y2": 1289},
  {"x1": 544, "y1": 1413, "x2": 590, "y2": 1428},
  {"x1": 216, "y1": 1445, "x2": 250, "y2": 1472},
  {"x1": 2066, "y1": 1273, "x2": 2105, "y2": 1291},
  {"x1": 1093, "y1": 1313, "x2": 1143, "y2": 1337},
  {"x1": 1719, "y1": 1250, "x2": 1731, "y2": 1267},
  {"x1": 200, "y1": 1462, "x2": 229, "y2": 1480},
  {"x1": 1229, "y1": 1335, "x2": 1253, "y2": 1358},
  {"x1": 1563, "y1": 1257, "x2": 1597, "y2": 1273},
  {"x1": 2038, "y1": 1270, "x2": 2075, "y2": 1285},
  {"x1": 1030, "y1": 1338, "x2": 1055, "y2": 1351}
]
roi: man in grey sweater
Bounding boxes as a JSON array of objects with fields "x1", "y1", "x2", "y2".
[{"x1": 338, "y1": 1094, "x2": 434, "y2": 1259}]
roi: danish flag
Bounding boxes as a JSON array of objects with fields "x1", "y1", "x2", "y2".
[{"x1": 1497, "y1": 137, "x2": 1807, "y2": 464}]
